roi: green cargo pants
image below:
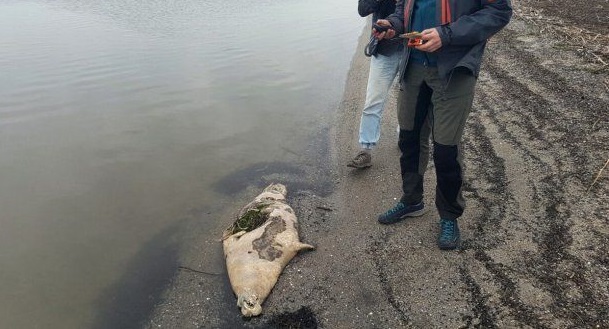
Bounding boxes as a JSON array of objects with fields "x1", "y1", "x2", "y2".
[{"x1": 397, "y1": 63, "x2": 477, "y2": 220}]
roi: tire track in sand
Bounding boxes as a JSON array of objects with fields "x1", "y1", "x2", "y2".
[{"x1": 459, "y1": 16, "x2": 609, "y2": 327}]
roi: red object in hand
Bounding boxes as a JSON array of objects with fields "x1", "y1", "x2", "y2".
[
  {"x1": 407, "y1": 38, "x2": 423, "y2": 47},
  {"x1": 401, "y1": 32, "x2": 424, "y2": 47}
]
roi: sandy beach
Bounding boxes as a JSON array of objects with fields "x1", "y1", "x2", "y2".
[{"x1": 147, "y1": 0, "x2": 608, "y2": 327}]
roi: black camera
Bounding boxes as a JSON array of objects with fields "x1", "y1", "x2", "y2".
[{"x1": 372, "y1": 23, "x2": 390, "y2": 33}]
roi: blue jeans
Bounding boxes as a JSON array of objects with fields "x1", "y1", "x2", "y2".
[{"x1": 359, "y1": 50, "x2": 402, "y2": 149}]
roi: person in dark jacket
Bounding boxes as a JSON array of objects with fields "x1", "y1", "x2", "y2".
[
  {"x1": 374, "y1": 0, "x2": 512, "y2": 250},
  {"x1": 348, "y1": 0, "x2": 415, "y2": 168}
]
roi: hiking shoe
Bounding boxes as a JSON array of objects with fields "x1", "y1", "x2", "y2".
[
  {"x1": 438, "y1": 218, "x2": 460, "y2": 250},
  {"x1": 347, "y1": 150, "x2": 372, "y2": 168},
  {"x1": 378, "y1": 201, "x2": 426, "y2": 224}
]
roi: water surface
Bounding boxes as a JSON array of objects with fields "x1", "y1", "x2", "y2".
[{"x1": 0, "y1": 0, "x2": 364, "y2": 327}]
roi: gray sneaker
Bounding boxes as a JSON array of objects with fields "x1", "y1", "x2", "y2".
[{"x1": 347, "y1": 150, "x2": 372, "y2": 168}]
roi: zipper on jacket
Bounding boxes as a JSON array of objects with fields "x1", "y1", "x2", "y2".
[{"x1": 399, "y1": 0, "x2": 416, "y2": 87}]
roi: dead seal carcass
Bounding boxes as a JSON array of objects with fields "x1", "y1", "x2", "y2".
[{"x1": 222, "y1": 183, "x2": 314, "y2": 317}]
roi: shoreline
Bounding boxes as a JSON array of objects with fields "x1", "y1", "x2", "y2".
[
  {"x1": 146, "y1": 1, "x2": 609, "y2": 326},
  {"x1": 145, "y1": 27, "x2": 376, "y2": 329}
]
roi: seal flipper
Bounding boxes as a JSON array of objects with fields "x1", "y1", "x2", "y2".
[{"x1": 295, "y1": 243, "x2": 315, "y2": 251}]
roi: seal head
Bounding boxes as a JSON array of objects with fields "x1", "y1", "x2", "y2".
[{"x1": 237, "y1": 292, "x2": 262, "y2": 317}]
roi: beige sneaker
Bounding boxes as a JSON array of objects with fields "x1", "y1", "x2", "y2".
[{"x1": 347, "y1": 150, "x2": 372, "y2": 168}]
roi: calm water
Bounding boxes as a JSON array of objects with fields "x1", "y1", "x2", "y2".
[{"x1": 0, "y1": 1, "x2": 363, "y2": 328}]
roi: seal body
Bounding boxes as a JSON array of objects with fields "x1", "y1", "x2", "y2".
[{"x1": 222, "y1": 184, "x2": 314, "y2": 317}]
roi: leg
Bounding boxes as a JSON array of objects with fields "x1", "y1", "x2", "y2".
[
  {"x1": 358, "y1": 51, "x2": 402, "y2": 148},
  {"x1": 377, "y1": 63, "x2": 431, "y2": 224},
  {"x1": 397, "y1": 63, "x2": 432, "y2": 205},
  {"x1": 427, "y1": 67, "x2": 477, "y2": 250},
  {"x1": 428, "y1": 67, "x2": 477, "y2": 220}
]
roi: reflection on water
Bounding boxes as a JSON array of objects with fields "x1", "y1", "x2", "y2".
[
  {"x1": 0, "y1": 0, "x2": 363, "y2": 327},
  {"x1": 92, "y1": 224, "x2": 181, "y2": 329}
]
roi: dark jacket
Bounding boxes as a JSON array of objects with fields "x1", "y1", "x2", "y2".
[
  {"x1": 386, "y1": 0, "x2": 512, "y2": 81},
  {"x1": 359, "y1": 0, "x2": 403, "y2": 56}
]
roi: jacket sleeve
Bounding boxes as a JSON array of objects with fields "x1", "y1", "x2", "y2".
[
  {"x1": 385, "y1": 0, "x2": 405, "y2": 34},
  {"x1": 438, "y1": 0, "x2": 513, "y2": 47},
  {"x1": 358, "y1": 0, "x2": 381, "y2": 17}
]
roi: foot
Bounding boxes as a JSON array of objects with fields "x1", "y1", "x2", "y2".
[
  {"x1": 378, "y1": 201, "x2": 426, "y2": 224},
  {"x1": 438, "y1": 218, "x2": 460, "y2": 250},
  {"x1": 347, "y1": 150, "x2": 372, "y2": 168}
]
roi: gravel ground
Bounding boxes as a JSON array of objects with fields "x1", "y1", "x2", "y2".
[{"x1": 147, "y1": 1, "x2": 608, "y2": 328}]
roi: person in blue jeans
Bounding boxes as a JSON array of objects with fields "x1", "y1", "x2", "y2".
[
  {"x1": 374, "y1": 0, "x2": 512, "y2": 250},
  {"x1": 347, "y1": 0, "x2": 405, "y2": 169}
]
